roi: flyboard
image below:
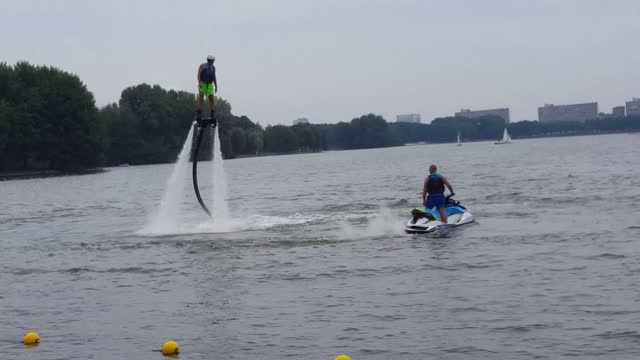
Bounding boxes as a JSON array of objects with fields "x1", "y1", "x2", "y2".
[{"x1": 192, "y1": 116, "x2": 217, "y2": 216}]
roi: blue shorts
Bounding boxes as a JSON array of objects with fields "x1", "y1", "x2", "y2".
[{"x1": 426, "y1": 194, "x2": 446, "y2": 209}]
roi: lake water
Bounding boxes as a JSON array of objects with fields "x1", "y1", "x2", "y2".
[{"x1": 1, "y1": 133, "x2": 639, "y2": 359}]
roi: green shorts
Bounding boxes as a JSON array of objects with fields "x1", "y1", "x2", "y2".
[{"x1": 198, "y1": 83, "x2": 215, "y2": 96}]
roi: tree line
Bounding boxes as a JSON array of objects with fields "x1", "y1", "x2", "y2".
[
  {"x1": 0, "y1": 62, "x2": 103, "y2": 171},
  {"x1": 0, "y1": 62, "x2": 416, "y2": 172},
  {"x1": 0, "y1": 62, "x2": 328, "y2": 172},
  {"x1": 1, "y1": 61, "x2": 638, "y2": 174}
]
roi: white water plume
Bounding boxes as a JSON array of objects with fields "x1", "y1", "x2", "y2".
[
  {"x1": 207, "y1": 125, "x2": 231, "y2": 228},
  {"x1": 140, "y1": 123, "x2": 309, "y2": 236},
  {"x1": 141, "y1": 123, "x2": 195, "y2": 235}
]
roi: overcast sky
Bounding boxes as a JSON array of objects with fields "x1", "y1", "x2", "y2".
[{"x1": 2, "y1": 0, "x2": 639, "y2": 125}]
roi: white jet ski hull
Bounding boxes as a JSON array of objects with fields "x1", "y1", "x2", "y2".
[
  {"x1": 404, "y1": 198, "x2": 475, "y2": 234},
  {"x1": 405, "y1": 210, "x2": 474, "y2": 234}
]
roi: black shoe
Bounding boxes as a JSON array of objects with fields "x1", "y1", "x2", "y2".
[{"x1": 195, "y1": 110, "x2": 202, "y2": 121}]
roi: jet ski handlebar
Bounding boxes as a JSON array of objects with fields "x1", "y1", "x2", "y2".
[{"x1": 446, "y1": 194, "x2": 460, "y2": 207}]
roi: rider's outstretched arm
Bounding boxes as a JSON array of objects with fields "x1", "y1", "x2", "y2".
[{"x1": 443, "y1": 177, "x2": 455, "y2": 196}]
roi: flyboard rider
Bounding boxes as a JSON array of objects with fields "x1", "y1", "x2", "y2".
[{"x1": 196, "y1": 55, "x2": 218, "y2": 127}]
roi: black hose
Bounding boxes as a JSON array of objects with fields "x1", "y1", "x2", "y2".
[{"x1": 192, "y1": 123, "x2": 212, "y2": 217}]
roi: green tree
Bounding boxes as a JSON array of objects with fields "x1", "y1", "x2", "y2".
[
  {"x1": 0, "y1": 100, "x2": 11, "y2": 170},
  {"x1": 106, "y1": 84, "x2": 195, "y2": 165},
  {"x1": 229, "y1": 127, "x2": 247, "y2": 156},
  {"x1": 102, "y1": 87, "x2": 266, "y2": 163},
  {"x1": 37, "y1": 65, "x2": 104, "y2": 170},
  {"x1": 246, "y1": 128, "x2": 264, "y2": 154},
  {"x1": 264, "y1": 125, "x2": 298, "y2": 153},
  {"x1": 347, "y1": 113, "x2": 400, "y2": 149},
  {"x1": 0, "y1": 62, "x2": 105, "y2": 171},
  {"x1": 333, "y1": 122, "x2": 353, "y2": 149},
  {"x1": 291, "y1": 124, "x2": 314, "y2": 152}
]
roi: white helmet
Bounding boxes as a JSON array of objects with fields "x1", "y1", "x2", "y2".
[{"x1": 207, "y1": 55, "x2": 215, "y2": 61}]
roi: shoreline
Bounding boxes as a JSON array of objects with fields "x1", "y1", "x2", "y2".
[
  {"x1": 2, "y1": 130, "x2": 637, "y2": 180},
  {"x1": 0, "y1": 168, "x2": 105, "y2": 181},
  {"x1": 407, "y1": 128, "x2": 639, "y2": 145}
]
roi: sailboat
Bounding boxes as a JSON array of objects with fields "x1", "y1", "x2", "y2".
[
  {"x1": 457, "y1": 131, "x2": 462, "y2": 146},
  {"x1": 495, "y1": 127, "x2": 512, "y2": 145}
]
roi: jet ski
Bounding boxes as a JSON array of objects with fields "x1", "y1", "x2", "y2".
[{"x1": 405, "y1": 196, "x2": 474, "y2": 234}]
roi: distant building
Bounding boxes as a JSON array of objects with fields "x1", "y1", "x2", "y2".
[
  {"x1": 538, "y1": 102, "x2": 598, "y2": 123},
  {"x1": 612, "y1": 106, "x2": 626, "y2": 118},
  {"x1": 626, "y1": 98, "x2": 640, "y2": 117},
  {"x1": 396, "y1": 113, "x2": 421, "y2": 123},
  {"x1": 455, "y1": 108, "x2": 510, "y2": 123},
  {"x1": 293, "y1": 117, "x2": 309, "y2": 125}
]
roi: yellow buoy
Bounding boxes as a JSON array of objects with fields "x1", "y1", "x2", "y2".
[
  {"x1": 162, "y1": 341, "x2": 180, "y2": 355},
  {"x1": 23, "y1": 332, "x2": 40, "y2": 345},
  {"x1": 335, "y1": 355, "x2": 351, "y2": 360}
]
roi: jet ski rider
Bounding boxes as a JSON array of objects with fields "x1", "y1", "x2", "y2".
[{"x1": 422, "y1": 164, "x2": 455, "y2": 224}]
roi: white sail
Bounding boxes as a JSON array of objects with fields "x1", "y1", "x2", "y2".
[{"x1": 457, "y1": 131, "x2": 461, "y2": 146}]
